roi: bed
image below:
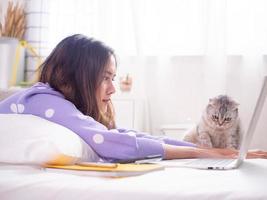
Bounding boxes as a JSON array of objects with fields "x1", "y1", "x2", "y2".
[
  {"x1": 1, "y1": 92, "x2": 267, "y2": 200},
  {"x1": 1, "y1": 159, "x2": 267, "y2": 200}
]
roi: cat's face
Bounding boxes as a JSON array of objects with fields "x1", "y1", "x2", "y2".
[{"x1": 205, "y1": 95, "x2": 239, "y2": 129}]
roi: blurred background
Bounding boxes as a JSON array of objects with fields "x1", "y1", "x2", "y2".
[{"x1": 0, "y1": 0, "x2": 266, "y2": 149}]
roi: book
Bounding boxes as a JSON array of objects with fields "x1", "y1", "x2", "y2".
[{"x1": 44, "y1": 162, "x2": 164, "y2": 178}]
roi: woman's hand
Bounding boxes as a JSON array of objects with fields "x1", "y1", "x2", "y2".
[
  {"x1": 199, "y1": 147, "x2": 267, "y2": 159},
  {"x1": 163, "y1": 144, "x2": 267, "y2": 160},
  {"x1": 246, "y1": 150, "x2": 267, "y2": 159},
  {"x1": 197, "y1": 147, "x2": 238, "y2": 159},
  {"x1": 163, "y1": 144, "x2": 239, "y2": 159}
]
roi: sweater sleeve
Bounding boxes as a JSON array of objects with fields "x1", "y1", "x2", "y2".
[
  {"x1": 0, "y1": 83, "x2": 196, "y2": 161},
  {"x1": 117, "y1": 128, "x2": 196, "y2": 147},
  {"x1": 19, "y1": 93, "x2": 164, "y2": 161}
]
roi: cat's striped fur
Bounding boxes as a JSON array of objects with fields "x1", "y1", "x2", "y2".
[{"x1": 184, "y1": 95, "x2": 241, "y2": 149}]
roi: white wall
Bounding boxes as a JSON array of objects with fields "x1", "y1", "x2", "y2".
[
  {"x1": 118, "y1": 55, "x2": 267, "y2": 150},
  {"x1": 1, "y1": 0, "x2": 266, "y2": 150}
]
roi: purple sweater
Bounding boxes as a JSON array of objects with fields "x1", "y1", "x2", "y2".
[{"x1": 0, "y1": 82, "x2": 195, "y2": 161}]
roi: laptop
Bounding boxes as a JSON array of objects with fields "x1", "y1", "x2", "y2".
[{"x1": 156, "y1": 75, "x2": 267, "y2": 170}]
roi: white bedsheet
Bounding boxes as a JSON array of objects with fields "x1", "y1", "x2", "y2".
[{"x1": 1, "y1": 159, "x2": 267, "y2": 200}]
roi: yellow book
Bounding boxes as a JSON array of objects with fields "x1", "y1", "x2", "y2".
[{"x1": 44, "y1": 162, "x2": 164, "y2": 178}]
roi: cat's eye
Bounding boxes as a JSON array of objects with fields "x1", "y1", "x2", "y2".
[
  {"x1": 212, "y1": 115, "x2": 219, "y2": 121},
  {"x1": 225, "y1": 117, "x2": 232, "y2": 121}
]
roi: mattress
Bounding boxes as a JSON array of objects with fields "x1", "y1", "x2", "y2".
[{"x1": 1, "y1": 159, "x2": 267, "y2": 200}]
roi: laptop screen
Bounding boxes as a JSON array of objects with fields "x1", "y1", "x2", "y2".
[{"x1": 238, "y1": 76, "x2": 267, "y2": 160}]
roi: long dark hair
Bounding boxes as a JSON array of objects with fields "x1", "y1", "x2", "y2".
[{"x1": 39, "y1": 34, "x2": 116, "y2": 129}]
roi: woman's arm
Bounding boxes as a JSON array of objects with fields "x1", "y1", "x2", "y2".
[
  {"x1": 163, "y1": 144, "x2": 267, "y2": 159},
  {"x1": 162, "y1": 144, "x2": 237, "y2": 159},
  {"x1": 117, "y1": 128, "x2": 196, "y2": 147},
  {"x1": 246, "y1": 150, "x2": 267, "y2": 159}
]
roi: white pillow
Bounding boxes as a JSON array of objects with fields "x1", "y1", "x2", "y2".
[{"x1": 0, "y1": 114, "x2": 99, "y2": 165}]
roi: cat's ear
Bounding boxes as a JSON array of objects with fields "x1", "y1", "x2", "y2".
[
  {"x1": 227, "y1": 96, "x2": 239, "y2": 108},
  {"x1": 233, "y1": 108, "x2": 239, "y2": 116},
  {"x1": 232, "y1": 101, "x2": 240, "y2": 108},
  {"x1": 208, "y1": 98, "x2": 216, "y2": 106},
  {"x1": 206, "y1": 104, "x2": 213, "y2": 115}
]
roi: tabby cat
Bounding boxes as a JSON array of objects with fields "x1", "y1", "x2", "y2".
[{"x1": 183, "y1": 95, "x2": 241, "y2": 149}]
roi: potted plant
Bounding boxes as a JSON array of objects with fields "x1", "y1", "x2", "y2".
[{"x1": 0, "y1": 1, "x2": 26, "y2": 89}]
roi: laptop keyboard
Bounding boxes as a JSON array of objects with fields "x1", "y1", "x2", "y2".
[{"x1": 185, "y1": 159, "x2": 235, "y2": 167}]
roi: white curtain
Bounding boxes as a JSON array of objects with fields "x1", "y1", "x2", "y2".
[
  {"x1": 46, "y1": 0, "x2": 206, "y2": 56},
  {"x1": 36, "y1": 0, "x2": 267, "y2": 149},
  {"x1": 46, "y1": 0, "x2": 267, "y2": 54}
]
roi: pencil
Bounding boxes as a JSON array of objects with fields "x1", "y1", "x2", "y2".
[{"x1": 76, "y1": 162, "x2": 118, "y2": 168}]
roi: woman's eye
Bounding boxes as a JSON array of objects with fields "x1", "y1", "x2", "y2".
[
  {"x1": 105, "y1": 77, "x2": 116, "y2": 82},
  {"x1": 103, "y1": 75, "x2": 115, "y2": 82},
  {"x1": 104, "y1": 76, "x2": 110, "y2": 81}
]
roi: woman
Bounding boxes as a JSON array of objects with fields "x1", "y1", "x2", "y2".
[{"x1": 0, "y1": 34, "x2": 266, "y2": 162}]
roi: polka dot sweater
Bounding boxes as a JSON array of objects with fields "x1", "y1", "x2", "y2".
[{"x1": 0, "y1": 82, "x2": 196, "y2": 161}]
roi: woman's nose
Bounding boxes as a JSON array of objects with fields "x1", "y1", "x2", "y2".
[{"x1": 108, "y1": 81, "x2": 116, "y2": 95}]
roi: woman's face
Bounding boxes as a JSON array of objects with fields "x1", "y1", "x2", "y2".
[{"x1": 96, "y1": 55, "x2": 116, "y2": 113}]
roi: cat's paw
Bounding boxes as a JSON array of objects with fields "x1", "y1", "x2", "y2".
[
  {"x1": 198, "y1": 141, "x2": 212, "y2": 148},
  {"x1": 197, "y1": 133, "x2": 212, "y2": 148},
  {"x1": 226, "y1": 144, "x2": 239, "y2": 150}
]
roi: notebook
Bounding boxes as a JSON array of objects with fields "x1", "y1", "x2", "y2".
[
  {"x1": 158, "y1": 76, "x2": 267, "y2": 170},
  {"x1": 44, "y1": 162, "x2": 164, "y2": 177}
]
